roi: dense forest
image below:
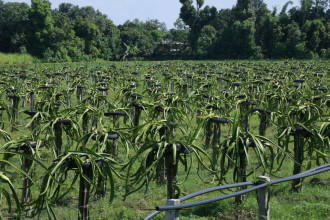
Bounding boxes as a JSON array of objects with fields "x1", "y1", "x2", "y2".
[{"x1": 0, "y1": 0, "x2": 329, "y2": 62}]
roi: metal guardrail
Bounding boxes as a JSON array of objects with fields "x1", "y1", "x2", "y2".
[{"x1": 144, "y1": 164, "x2": 330, "y2": 220}]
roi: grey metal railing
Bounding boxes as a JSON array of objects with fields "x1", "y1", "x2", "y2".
[{"x1": 144, "y1": 164, "x2": 330, "y2": 220}]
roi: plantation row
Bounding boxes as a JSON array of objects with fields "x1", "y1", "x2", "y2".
[{"x1": 0, "y1": 60, "x2": 329, "y2": 219}]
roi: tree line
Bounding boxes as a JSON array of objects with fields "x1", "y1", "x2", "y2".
[{"x1": 0, "y1": 0, "x2": 329, "y2": 62}]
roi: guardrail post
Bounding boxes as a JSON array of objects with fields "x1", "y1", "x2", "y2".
[
  {"x1": 257, "y1": 176, "x2": 270, "y2": 220},
  {"x1": 165, "y1": 199, "x2": 180, "y2": 220}
]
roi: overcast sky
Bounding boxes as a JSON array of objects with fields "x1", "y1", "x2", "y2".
[{"x1": 3, "y1": 0, "x2": 300, "y2": 29}]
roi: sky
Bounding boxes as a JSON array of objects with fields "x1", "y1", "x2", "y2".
[{"x1": 3, "y1": 0, "x2": 300, "y2": 29}]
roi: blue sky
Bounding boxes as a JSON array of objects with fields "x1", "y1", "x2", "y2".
[{"x1": 3, "y1": 0, "x2": 300, "y2": 29}]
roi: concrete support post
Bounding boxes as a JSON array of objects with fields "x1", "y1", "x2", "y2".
[
  {"x1": 165, "y1": 199, "x2": 180, "y2": 220},
  {"x1": 257, "y1": 176, "x2": 270, "y2": 220}
]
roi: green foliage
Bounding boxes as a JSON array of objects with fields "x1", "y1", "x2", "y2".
[
  {"x1": 197, "y1": 25, "x2": 217, "y2": 58},
  {"x1": 0, "y1": 2, "x2": 30, "y2": 53},
  {"x1": 119, "y1": 19, "x2": 162, "y2": 58},
  {"x1": 178, "y1": 0, "x2": 329, "y2": 59},
  {"x1": 0, "y1": 0, "x2": 329, "y2": 61},
  {"x1": 27, "y1": 0, "x2": 54, "y2": 56},
  {"x1": 179, "y1": 0, "x2": 217, "y2": 55},
  {"x1": 236, "y1": 0, "x2": 252, "y2": 15},
  {"x1": 215, "y1": 17, "x2": 263, "y2": 59},
  {"x1": 285, "y1": 22, "x2": 304, "y2": 57},
  {"x1": 302, "y1": 19, "x2": 327, "y2": 53}
]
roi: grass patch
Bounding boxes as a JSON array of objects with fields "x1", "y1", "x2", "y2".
[{"x1": 0, "y1": 53, "x2": 39, "y2": 66}]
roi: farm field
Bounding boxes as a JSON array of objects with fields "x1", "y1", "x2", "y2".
[{"x1": 0, "y1": 60, "x2": 329, "y2": 220}]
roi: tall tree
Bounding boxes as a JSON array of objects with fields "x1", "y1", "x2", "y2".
[
  {"x1": 285, "y1": 21, "x2": 304, "y2": 57},
  {"x1": 119, "y1": 19, "x2": 157, "y2": 57},
  {"x1": 174, "y1": 18, "x2": 189, "y2": 30},
  {"x1": 280, "y1": 1, "x2": 294, "y2": 15},
  {"x1": 251, "y1": 0, "x2": 269, "y2": 44},
  {"x1": 197, "y1": 0, "x2": 204, "y2": 11},
  {"x1": 0, "y1": 2, "x2": 30, "y2": 52},
  {"x1": 236, "y1": 0, "x2": 252, "y2": 15},
  {"x1": 144, "y1": 19, "x2": 167, "y2": 33},
  {"x1": 311, "y1": 0, "x2": 329, "y2": 19},
  {"x1": 260, "y1": 13, "x2": 285, "y2": 57},
  {"x1": 302, "y1": 19, "x2": 327, "y2": 53},
  {"x1": 74, "y1": 16, "x2": 100, "y2": 58},
  {"x1": 179, "y1": 0, "x2": 217, "y2": 55},
  {"x1": 27, "y1": 0, "x2": 54, "y2": 56},
  {"x1": 300, "y1": 0, "x2": 314, "y2": 24},
  {"x1": 279, "y1": 1, "x2": 294, "y2": 26},
  {"x1": 197, "y1": 25, "x2": 217, "y2": 58},
  {"x1": 97, "y1": 17, "x2": 121, "y2": 60},
  {"x1": 216, "y1": 17, "x2": 262, "y2": 59}
]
